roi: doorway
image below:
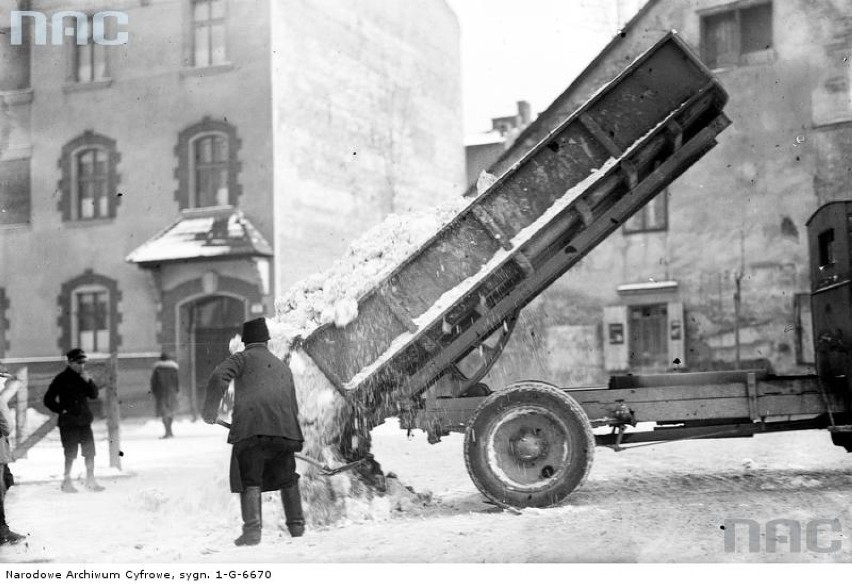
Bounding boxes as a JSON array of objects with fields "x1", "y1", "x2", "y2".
[
  {"x1": 628, "y1": 303, "x2": 668, "y2": 370},
  {"x1": 182, "y1": 295, "x2": 245, "y2": 418}
]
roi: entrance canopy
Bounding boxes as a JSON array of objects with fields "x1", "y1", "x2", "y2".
[{"x1": 125, "y1": 206, "x2": 272, "y2": 266}]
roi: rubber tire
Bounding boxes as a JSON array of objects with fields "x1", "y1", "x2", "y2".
[
  {"x1": 464, "y1": 381, "x2": 595, "y2": 508},
  {"x1": 831, "y1": 432, "x2": 852, "y2": 453}
]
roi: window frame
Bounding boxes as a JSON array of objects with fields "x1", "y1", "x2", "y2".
[
  {"x1": 623, "y1": 190, "x2": 668, "y2": 234},
  {"x1": 700, "y1": 1, "x2": 774, "y2": 69},
  {"x1": 58, "y1": 270, "x2": 122, "y2": 355},
  {"x1": 65, "y1": 13, "x2": 111, "y2": 85},
  {"x1": 73, "y1": 146, "x2": 111, "y2": 220},
  {"x1": 189, "y1": 0, "x2": 228, "y2": 68},
  {"x1": 71, "y1": 284, "x2": 111, "y2": 353},
  {"x1": 175, "y1": 118, "x2": 242, "y2": 210},
  {"x1": 190, "y1": 132, "x2": 231, "y2": 208},
  {"x1": 58, "y1": 132, "x2": 121, "y2": 222}
]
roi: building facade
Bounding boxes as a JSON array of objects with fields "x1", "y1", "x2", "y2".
[
  {"x1": 0, "y1": 0, "x2": 464, "y2": 416},
  {"x1": 479, "y1": 0, "x2": 852, "y2": 391},
  {"x1": 464, "y1": 100, "x2": 531, "y2": 188}
]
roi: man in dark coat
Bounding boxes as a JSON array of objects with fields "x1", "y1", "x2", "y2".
[
  {"x1": 202, "y1": 318, "x2": 305, "y2": 546},
  {"x1": 43, "y1": 348, "x2": 105, "y2": 493},
  {"x1": 150, "y1": 352, "x2": 180, "y2": 439}
]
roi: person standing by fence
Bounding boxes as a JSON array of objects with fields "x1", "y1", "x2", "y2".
[
  {"x1": 150, "y1": 352, "x2": 180, "y2": 439},
  {"x1": 43, "y1": 349, "x2": 105, "y2": 493}
]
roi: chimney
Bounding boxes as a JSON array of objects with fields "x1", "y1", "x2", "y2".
[{"x1": 517, "y1": 101, "x2": 532, "y2": 126}]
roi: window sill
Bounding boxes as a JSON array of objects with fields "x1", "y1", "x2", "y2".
[
  {"x1": 180, "y1": 62, "x2": 235, "y2": 78},
  {"x1": 0, "y1": 222, "x2": 31, "y2": 231},
  {"x1": 0, "y1": 88, "x2": 33, "y2": 106},
  {"x1": 63, "y1": 79, "x2": 114, "y2": 94},
  {"x1": 63, "y1": 217, "x2": 115, "y2": 227},
  {"x1": 623, "y1": 227, "x2": 668, "y2": 236},
  {"x1": 708, "y1": 49, "x2": 778, "y2": 72}
]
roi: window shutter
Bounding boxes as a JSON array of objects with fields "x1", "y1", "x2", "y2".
[
  {"x1": 603, "y1": 305, "x2": 629, "y2": 372},
  {"x1": 667, "y1": 301, "x2": 685, "y2": 370}
]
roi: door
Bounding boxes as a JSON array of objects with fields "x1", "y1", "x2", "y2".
[
  {"x1": 191, "y1": 295, "x2": 245, "y2": 412},
  {"x1": 628, "y1": 303, "x2": 668, "y2": 370}
]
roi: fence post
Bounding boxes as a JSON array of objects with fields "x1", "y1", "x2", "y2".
[
  {"x1": 105, "y1": 353, "x2": 121, "y2": 470},
  {"x1": 14, "y1": 366, "x2": 27, "y2": 455}
]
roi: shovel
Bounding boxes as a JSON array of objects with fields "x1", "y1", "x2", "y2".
[
  {"x1": 215, "y1": 419, "x2": 366, "y2": 476},
  {"x1": 295, "y1": 453, "x2": 367, "y2": 476}
]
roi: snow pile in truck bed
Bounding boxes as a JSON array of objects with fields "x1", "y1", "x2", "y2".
[{"x1": 270, "y1": 199, "x2": 469, "y2": 356}]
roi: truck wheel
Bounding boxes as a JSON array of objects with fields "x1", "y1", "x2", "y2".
[
  {"x1": 831, "y1": 432, "x2": 852, "y2": 452},
  {"x1": 464, "y1": 381, "x2": 595, "y2": 508}
]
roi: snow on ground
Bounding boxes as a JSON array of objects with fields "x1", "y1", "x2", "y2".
[{"x1": 2, "y1": 414, "x2": 852, "y2": 563}]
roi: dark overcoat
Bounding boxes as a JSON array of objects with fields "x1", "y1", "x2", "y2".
[
  {"x1": 202, "y1": 344, "x2": 304, "y2": 493},
  {"x1": 150, "y1": 359, "x2": 180, "y2": 418},
  {"x1": 43, "y1": 367, "x2": 98, "y2": 428}
]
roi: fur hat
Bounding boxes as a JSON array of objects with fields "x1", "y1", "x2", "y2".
[{"x1": 241, "y1": 318, "x2": 270, "y2": 344}]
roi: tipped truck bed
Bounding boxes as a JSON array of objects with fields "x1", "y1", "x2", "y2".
[{"x1": 303, "y1": 31, "x2": 731, "y2": 426}]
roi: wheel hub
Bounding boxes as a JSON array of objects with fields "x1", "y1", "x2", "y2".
[
  {"x1": 485, "y1": 406, "x2": 571, "y2": 491},
  {"x1": 511, "y1": 430, "x2": 548, "y2": 461}
]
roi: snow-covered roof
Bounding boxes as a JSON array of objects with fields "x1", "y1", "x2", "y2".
[
  {"x1": 617, "y1": 280, "x2": 679, "y2": 294},
  {"x1": 464, "y1": 130, "x2": 506, "y2": 147},
  {"x1": 126, "y1": 206, "x2": 273, "y2": 265}
]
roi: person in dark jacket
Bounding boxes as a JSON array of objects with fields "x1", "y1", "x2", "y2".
[
  {"x1": 43, "y1": 348, "x2": 104, "y2": 493},
  {"x1": 150, "y1": 352, "x2": 180, "y2": 439},
  {"x1": 0, "y1": 366, "x2": 25, "y2": 545},
  {"x1": 202, "y1": 318, "x2": 305, "y2": 546}
]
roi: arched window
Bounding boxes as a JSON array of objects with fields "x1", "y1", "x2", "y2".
[
  {"x1": 175, "y1": 118, "x2": 241, "y2": 210},
  {"x1": 58, "y1": 132, "x2": 121, "y2": 221},
  {"x1": 72, "y1": 284, "x2": 110, "y2": 352},
  {"x1": 58, "y1": 271, "x2": 121, "y2": 354},
  {"x1": 75, "y1": 147, "x2": 109, "y2": 219},
  {"x1": 191, "y1": 133, "x2": 229, "y2": 207}
]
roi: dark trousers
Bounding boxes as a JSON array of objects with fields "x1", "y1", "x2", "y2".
[
  {"x1": 233, "y1": 436, "x2": 301, "y2": 491},
  {"x1": 59, "y1": 424, "x2": 95, "y2": 459}
]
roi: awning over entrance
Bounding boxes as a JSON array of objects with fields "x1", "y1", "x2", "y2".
[{"x1": 125, "y1": 206, "x2": 273, "y2": 266}]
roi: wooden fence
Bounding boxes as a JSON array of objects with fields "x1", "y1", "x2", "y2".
[{"x1": 1, "y1": 355, "x2": 122, "y2": 469}]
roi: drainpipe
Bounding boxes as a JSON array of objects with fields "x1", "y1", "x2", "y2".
[{"x1": 734, "y1": 273, "x2": 742, "y2": 370}]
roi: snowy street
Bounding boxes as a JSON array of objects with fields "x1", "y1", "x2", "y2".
[{"x1": 2, "y1": 415, "x2": 852, "y2": 563}]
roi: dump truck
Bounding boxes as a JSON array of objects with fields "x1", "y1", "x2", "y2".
[{"x1": 301, "y1": 31, "x2": 852, "y2": 508}]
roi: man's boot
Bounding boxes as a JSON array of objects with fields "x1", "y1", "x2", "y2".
[
  {"x1": 234, "y1": 486, "x2": 262, "y2": 546},
  {"x1": 0, "y1": 524, "x2": 25, "y2": 545},
  {"x1": 280, "y1": 483, "x2": 305, "y2": 537}
]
